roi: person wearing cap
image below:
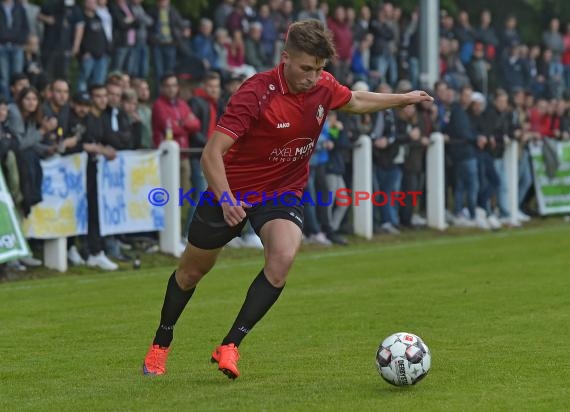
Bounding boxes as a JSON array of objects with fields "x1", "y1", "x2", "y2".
[
  {"x1": 68, "y1": 91, "x2": 91, "y2": 148},
  {"x1": 219, "y1": 72, "x2": 246, "y2": 109},
  {"x1": 469, "y1": 90, "x2": 500, "y2": 230}
]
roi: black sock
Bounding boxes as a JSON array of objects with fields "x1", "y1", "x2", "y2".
[
  {"x1": 222, "y1": 270, "x2": 284, "y2": 347},
  {"x1": 153, "y1": 271, "x2": 195, "y2": 348}
]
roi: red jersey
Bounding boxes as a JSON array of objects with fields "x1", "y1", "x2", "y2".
[
  {"x1": 215, "y1": 63, "x2": 352, "y2": 203},
  {"x1": 152, "y1": 96, "x2": 200, "y2": 154}
]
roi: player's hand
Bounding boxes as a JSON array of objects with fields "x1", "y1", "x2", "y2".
[
  {"x1": 402, "y1": 91, "x2": 434, "y2": 107},
  {"x1": 221, "y1": 195, "x2": 251, "y2": 227}
]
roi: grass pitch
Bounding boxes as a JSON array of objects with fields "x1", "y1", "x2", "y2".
[{"x1": 1, "y1": 222, "x2": 570, "y2": 411}]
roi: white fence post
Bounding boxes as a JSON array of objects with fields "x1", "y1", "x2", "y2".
[
  {"x1": 159, "y1": 141, "x2": 181, "y2": 257},
  {"x1": 44, "y1": 239, "x2": 67, "y2": 272},
  {"x1": 352, "y1": 135, "x2": 373, "y2": 239},
  {"x1": 426, "y1": 132, "x2": 447, "y2": 230},
  {"x1": 504, "y1": 139, "x2": 519, "y2": 225}
]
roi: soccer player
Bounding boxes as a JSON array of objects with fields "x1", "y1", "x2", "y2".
[{"x1": 142, "y1": 19, "x2": 433, "y2": 379}]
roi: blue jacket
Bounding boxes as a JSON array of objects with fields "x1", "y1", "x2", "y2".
[
  {"x1": 326, "y1": 122, "x2": 350, "y2": 175},
  {"x1": 444, "y1": 102, "x2": 477, "y2": 161},
  {"x1": 191, "y1": 34, "x2": 218, "y2": 70},
  {"x1": 310, "y1": 120, "x2": 331, "y2": 166}
]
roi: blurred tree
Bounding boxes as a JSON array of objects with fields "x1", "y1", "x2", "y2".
[{"x1": 159, "y1": 0, "x2": 209, "y2": 20}]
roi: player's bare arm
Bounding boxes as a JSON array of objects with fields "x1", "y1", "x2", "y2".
[
  {"x1": 340, "y1": 90, "x2": 434, "y2": 114},
  {"x1": 201, "y1": 130, "x2": 250, "y2": 226}
]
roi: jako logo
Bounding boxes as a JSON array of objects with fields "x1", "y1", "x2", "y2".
[
  {"x1": 276, "y1": 122, "x2": 290, "y2": 128},
  {"x1": 0, "y1": 234, "x2": 16, "y2": 249}
]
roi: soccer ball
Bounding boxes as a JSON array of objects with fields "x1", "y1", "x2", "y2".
[{"x1": 376, "y1": 332, "x2": 431, "y2": 386}]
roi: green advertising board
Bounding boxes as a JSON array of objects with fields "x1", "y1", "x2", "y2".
[
  {"x1": 529, "y1": 140, "x2": 570, "y2": 215},
  {"x1": 0, "y1": 169, "x2": 30, "y2": 263}
]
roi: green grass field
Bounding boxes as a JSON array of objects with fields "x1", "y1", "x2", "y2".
[{"x1": 1, "y1": 222, "x2": 570, "y2": 411}]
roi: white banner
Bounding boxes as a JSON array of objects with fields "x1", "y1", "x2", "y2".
[
  {"x1": 0, "y1": 168, "x2": 30, "y2": 263},
  {"x1": 23, "y1": 153, "x2": 88, "y2": 239},
  {"x1": 97, "y1": 150, "x2": 165, "y2": 236}
]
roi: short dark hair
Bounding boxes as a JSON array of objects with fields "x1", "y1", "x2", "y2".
[
  {"x1": 284, "y1": 19, "x2": 336, "y2": 61},
  {"x1": 204, "y1": 71, "x2": 221, "y2": 83},
  {"x1": 89, "y1": 84, "x2": 106, "y2": 96},
  {"x1": 10, "y1": 73, "x2": 29, "y2": 87},
  {"x1": 494, "y1": 88, "x2": 509, "y2": 100},
  {"x1": 160, "y1": 72, "x2": 177, "y2": 85},
  {"x1": 51, "y1": 78, "x2": 69, "y2": 90}
]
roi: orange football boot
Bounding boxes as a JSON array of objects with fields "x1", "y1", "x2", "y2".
[
  {"x1": 143, "y1": 344, "x2": 170, "y2": 376},
  {"x1": 211, "y1": 343, "x2": 241, "y2": 379}
]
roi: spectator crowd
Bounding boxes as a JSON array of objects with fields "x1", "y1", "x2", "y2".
[{"x1": 1, "y1": 0, "x2": 570, "y2": 276}]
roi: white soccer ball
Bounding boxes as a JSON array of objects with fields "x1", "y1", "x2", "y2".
[{"x1": 376, "y1": 332, "x2": 431, "y2": 386}]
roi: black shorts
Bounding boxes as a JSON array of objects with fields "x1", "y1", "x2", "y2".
[{"x1": 187, "y1": 194, "x2": 304, "y2": 249}]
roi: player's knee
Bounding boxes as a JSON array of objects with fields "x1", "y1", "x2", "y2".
[
  {"x1": 176, "y1": 266, "x2": 208, "y2": 290},
  {"x1": 264, "y1": 248, "x2": 296, "y2": 286}
]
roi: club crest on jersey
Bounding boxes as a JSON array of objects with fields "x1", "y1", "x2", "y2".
[{"x1": 316, "y1": 104, "x2": 325, "y2": 125}]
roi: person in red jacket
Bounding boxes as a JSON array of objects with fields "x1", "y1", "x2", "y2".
[
  {"x1": 528, "y1": 98, "x2": 554, "y2": 138},
  {"x1": 326, "y1": 5, "x2": 353, "y2": 84},
  {"x1": 152, "y1": 72, "x2": 201, "y2": 193}
]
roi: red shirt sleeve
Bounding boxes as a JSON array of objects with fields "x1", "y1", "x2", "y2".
[
  {"x1": 215, "y1": 79, "x2": 261, "y2": 140},
  {"x1": 327, "y1": 73, "x2": 352, "y2": 110},
  {"x1": 180, "y1": 102, "x2": 201, "y2": 135},
  {"x1": 540, "y1": 115, "x2": 553, "y2": 138}
]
